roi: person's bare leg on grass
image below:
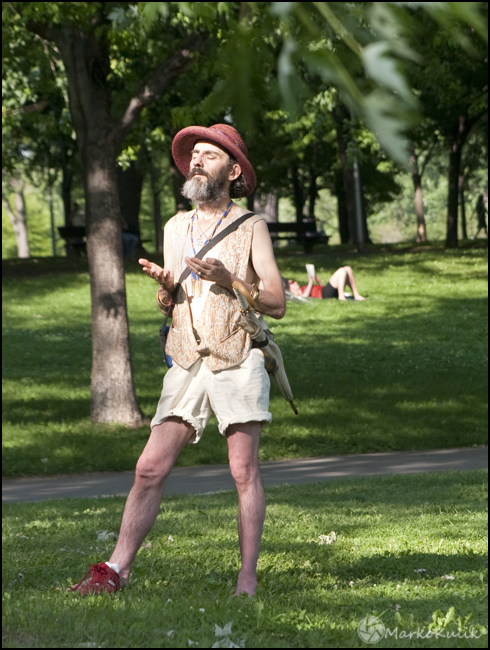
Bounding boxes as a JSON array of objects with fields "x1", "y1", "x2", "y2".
[
  {"x1": 108, "y1": 417, "x2": 194, "y2": 585},
  {"x1": 328, "y1": 266, "x2": 365, "y2": 301},
  {"x1": 227, "y1": 421, "x2": 265, "y2": 596}
]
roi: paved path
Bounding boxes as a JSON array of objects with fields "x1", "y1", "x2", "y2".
[{"x1": 2, "y1": 447, "x2": 487, "y2": 504}]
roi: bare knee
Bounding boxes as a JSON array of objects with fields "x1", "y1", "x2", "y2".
[
  {"x1": 229, "y1": 458, "x2": 260, "y2": 486},
  {"x1": 135, "y1": 456, "x2": 172, "y2": 487}
]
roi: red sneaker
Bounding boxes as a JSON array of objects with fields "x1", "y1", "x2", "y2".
[{"x1": 70, "y1": 563, "x2": 121, "y2": 596}]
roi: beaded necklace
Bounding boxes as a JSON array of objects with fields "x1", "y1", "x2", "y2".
[{"x1": 190, "y1": 201, "x2": 232, "y2": 281}]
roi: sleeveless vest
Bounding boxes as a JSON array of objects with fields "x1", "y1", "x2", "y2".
[{"x1": 165, "y1": 209, "x2": 264, "y2": 372}]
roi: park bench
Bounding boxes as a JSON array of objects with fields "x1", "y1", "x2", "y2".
[
  {"x1": 266, "y1": 222, "x2": 329, "y2": 253},
  {"x1": 58, "y1": 226, "x2": 150, "y2": 257},
  {"x1": 58, "y1": 226, "x2": 87, "y2": 256}
]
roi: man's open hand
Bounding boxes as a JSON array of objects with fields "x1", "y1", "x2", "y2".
[{"x1": 138, "y1": 258, "x2": 174, "y2": 289}]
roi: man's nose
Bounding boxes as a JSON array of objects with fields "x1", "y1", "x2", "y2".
[{"x1": 191, "y1": 152, "x2": 204, "y2": 166}]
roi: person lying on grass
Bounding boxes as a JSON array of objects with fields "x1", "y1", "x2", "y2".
[{"x1": 284, "y1": 264, "x2": 366, "y2": 301}]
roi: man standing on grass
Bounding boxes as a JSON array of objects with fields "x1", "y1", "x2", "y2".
[{"x1": 70, "y1": 124, "x2": 286, "y2": 597}]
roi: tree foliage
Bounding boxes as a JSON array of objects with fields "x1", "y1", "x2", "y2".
[{"x1": 2, "y1": 1, "x2": 488, "y2": 424}]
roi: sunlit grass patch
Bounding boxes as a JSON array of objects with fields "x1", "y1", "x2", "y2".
[
  {"x1": 2, "y1": 471, "x2": 487, "y2": 648},
  {"x1": 2, "y1": 246, "x2": 488, "y2": 477}
]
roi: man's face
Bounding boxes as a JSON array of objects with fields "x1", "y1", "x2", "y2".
[{"x1": 181, "y1": 141, "x2": 240, "y2": 205}]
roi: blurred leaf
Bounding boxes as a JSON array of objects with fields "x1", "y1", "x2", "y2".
[
  {"x1": 363, "y1": 90, "x2": 411, "y2": 165},
  {"x1": 362, "y1": 41, "x2": 416, "y2": 104}
]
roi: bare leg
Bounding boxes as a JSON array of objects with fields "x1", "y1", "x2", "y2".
[
  {"x1": 328, "y1": 266, "x2": 365, "y2": 301},
  {"x1": 226, "y1": 422, "x2": 265, "y2": 596},
  {"x1": 108, "y1": 417, "x2": 194, "y2": 583}
]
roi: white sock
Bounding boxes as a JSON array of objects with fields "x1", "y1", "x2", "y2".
[{"x1": 105, "y1": 562, "x2": 120, "y2": 574}]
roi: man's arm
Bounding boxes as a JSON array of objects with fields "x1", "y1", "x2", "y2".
[{"x1": 247, "y1": 219, "x2": 286, "y2": 319}]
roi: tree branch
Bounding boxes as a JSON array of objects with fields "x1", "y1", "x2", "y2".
[{"x1": 117, "y1": 36, "x2": 208, "y2": 139}]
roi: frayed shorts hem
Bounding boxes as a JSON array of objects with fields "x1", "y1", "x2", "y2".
[
  {"x1": 218, "y1": 412, "x2": 272, "y2": 437},
  {"x1": 151, "y1": 410, "x2": 272, "y2": 444}
]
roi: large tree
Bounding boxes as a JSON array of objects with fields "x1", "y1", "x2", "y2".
[{"x1": 6, "y1": 2, "x2": 213, "y2": 424}]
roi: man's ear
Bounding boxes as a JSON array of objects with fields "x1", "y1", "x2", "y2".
[{"x1": 228, "y1": 163, "x2": 241, "y2": 182}]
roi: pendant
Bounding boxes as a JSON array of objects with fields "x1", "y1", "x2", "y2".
[{"x1": 192, "y1": 276, "x2": 202, "y2": 298}]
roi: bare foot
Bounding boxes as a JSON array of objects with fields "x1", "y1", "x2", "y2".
[
  {"x1": 354, "y1": 295, "x2": 366, "y2": 301},
  {"x1": 234, "y1": 572, "x2": 257, "y2": 597}
]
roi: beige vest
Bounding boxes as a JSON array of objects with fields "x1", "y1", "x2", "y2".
[{"x1": 165, "y1": 209, "x2": 263, "y2": 372}]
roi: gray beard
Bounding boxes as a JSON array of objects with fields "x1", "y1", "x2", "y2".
[{"x1": 181, "y1": 170, "x2": 229, "y2": 206}]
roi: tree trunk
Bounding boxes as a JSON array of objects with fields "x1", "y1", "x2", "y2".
[
  {"x1": 117, "y1": 159, "x2": 144, "y2": 236},
  {"x1": 409, "y1": 145, "x2": 428, "y2": 242},
  {"x1": 446, "y1": 149, "x2": 462, "y2": 248},
  {"x1": 253, "y1": 192, "x2": 278, "y2": 223},
  {"x1": 290, "y1": 164, "x2": 306, "y2": 224},
  {"x1": 144, "y1": 149, "x2": 164, "y2": 254},
  {"x1": 61, "y1": 165, "x2": 73, "y2": 226},
  {"x1": 459, "y1": 172, "x2": 467, "y2": 239},
  {"x1": 333, "y1": 104, "x2": 356, "y2": 243},
  {"x1": 446, "y1": 116, "x2": 471, "y2": 248},
  {"x1": 170, "y1": 155, "x2": 192, "y2": 213},
  {"x1": 83, "y1": 142, "x2": 144, "y2": 424},
  {"x1": 334, "y1": 170, "x2": 349, "y2": 244},
  {"x1": 56, "y1": 29, "x2": 145, "y2": 425},
  {"x1": 307, "y1": 166, "x2": 318, "y2": 223},
  {"x1": 2, "y1": 181, "x2": 30, "y2": 259}
]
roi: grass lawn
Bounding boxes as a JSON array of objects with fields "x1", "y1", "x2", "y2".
[
  {"x1": 2, "y1": 243, "x2": 488, "y2": 478},
  {"x1": 2, "y1": 470, "x2": 487, "y2": 648}
]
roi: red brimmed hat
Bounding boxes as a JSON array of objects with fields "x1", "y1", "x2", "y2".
[{"x1": 172, "y1": 124, "x2": 256, "y2": 195}]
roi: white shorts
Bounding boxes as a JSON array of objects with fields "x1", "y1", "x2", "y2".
[{"x1": 150, "y1": 348, "x2": 272, "y2": 443}]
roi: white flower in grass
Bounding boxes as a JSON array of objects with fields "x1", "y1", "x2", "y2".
[
  {"x1": 316, "y1": 532, "x2": 337, "y2": 545},
  {"x1": 414, "y1": 568, "x2": 427, "y2": 573},
  {"x1": 96, "y1": 531, "x2": 116, "y2": 541},
  {"x1": 215, "y1": 622, "x2": 234, "y2": 638},
  {"x1": 167, "y1": 631, "x2": 175, "y2": 638},
  {"x1": 212, "y1": 622, "x2": 244, "y2": 648},
  {"x1": 168, "y1": 535, "x2": 174, "y2": 542},
  {"x1": 442, "y1": 574, "x2": 455, "y2": 580}
]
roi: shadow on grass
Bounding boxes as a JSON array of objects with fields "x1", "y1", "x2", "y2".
[
  {"x1": 3, "y1": 254, "x2": 487, "y2": 476},
  {"x1": 2, "y1": 472, "x2": 487, "y2": 648}
]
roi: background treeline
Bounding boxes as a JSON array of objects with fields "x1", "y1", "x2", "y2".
[
  {"x1": 3, "y1": 2, "x2": 488, "y2": 259},
  {"x1": 2, "y1": 2, "x2": 488, "y2": 426}
]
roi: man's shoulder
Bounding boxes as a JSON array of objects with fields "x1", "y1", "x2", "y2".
[
  {"x1": 230, "y1": 205, "x2": 265, "y2": 227},
  {"x1": 165, "y1": 209, "x2": 193, "y2": 230}
]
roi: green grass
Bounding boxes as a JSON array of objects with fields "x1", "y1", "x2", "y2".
[
  {"x1": 2, "y1": 471, "x2": 487, "y2": 648},
  {"x1": 2, "y1": 243, "x2": 488, "y2": 477}
]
